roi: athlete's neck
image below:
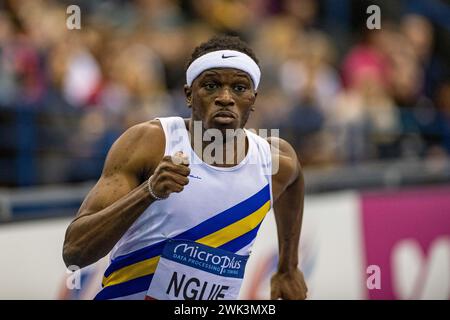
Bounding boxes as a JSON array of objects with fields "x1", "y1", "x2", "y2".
[{"x1": 186, "y1": 118, "x2": 249, "y2": 167}]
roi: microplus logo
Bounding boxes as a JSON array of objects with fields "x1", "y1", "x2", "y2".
[{"x1": 174, "y1": 243, "x2": 242, "y2": 274}]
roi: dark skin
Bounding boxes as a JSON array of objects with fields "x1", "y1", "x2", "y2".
[{"x1": 63, "y1": 67, "x2": 307, "y2": 300}]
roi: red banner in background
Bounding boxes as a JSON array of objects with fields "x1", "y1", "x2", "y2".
[{"x1": 361, "y1": 186, "x2": 450, "y2": 299}]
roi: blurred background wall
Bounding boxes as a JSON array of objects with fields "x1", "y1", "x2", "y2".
[{"x1": 0, "y1": 0, "x2": 449, "y2": 299}]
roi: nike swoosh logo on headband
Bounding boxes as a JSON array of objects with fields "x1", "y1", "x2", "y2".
[{"x1": 222, "y1": 54, "x2": 237, "y2": 59}]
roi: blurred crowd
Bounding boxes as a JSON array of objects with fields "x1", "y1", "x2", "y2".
[{"x1": 0, "y1": 0, "x2": 449, "y2": 186}]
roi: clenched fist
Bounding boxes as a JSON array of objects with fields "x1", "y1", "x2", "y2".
[
  {"x1": 270, "y1": 269, "x2": 308, "y2": 300},
  {"x1": 148, "y1": 151, "x2": 190, "y2": 199}
]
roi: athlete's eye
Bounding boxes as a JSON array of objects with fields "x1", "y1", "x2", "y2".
[
  {"x1": 234, "y1": 85, "x2": 247, "y2": 92},
  {"x1": 204, "y1": 83, "x2": 219, "y2": 90}
]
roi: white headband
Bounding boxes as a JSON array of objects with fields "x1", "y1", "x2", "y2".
[{"x1": 186, "y1": 50, "x2": 261, "y2": 90}]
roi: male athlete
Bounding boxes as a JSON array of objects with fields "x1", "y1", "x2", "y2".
[{"x1": 63, "y1": 35, "x2": 307, "y2": 300}]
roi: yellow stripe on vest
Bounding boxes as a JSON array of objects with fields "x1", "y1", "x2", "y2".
[
  {"x1": 196, "y1": 200, "x2": 271, "y2": 248},
  {"x1": 103, "y1": 256, "x2": 159, "y2": 287}
]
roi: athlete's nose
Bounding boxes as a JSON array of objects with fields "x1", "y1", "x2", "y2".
[{"x1": 215, "y1": 87, "x2": 235, "y2": 107}]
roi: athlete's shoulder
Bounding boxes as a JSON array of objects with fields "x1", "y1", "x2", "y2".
[
  {"x1": 266, "y1": 136, "x2": 301, "y2": 187},
  {"x1": 266, "y1": 136, "x2": 296, "y2": 158},
  {"x1": 122, "y1": 119, "x2": 164, "y2": 142},
  {"x1": 103, "y1": 119, "x2": 165, "y2": 177},
  {"x1": 114, "y1": 120, "x2": 165, "y2": 156}
]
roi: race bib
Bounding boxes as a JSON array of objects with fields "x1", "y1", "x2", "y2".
[{"x1": 146, "y1": 239, "x2": 249, "y2": 300}]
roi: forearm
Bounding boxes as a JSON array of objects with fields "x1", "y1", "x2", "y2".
[
  {"x1": 273, "y1": 171, "x2": 305, "y2": 273},
  {"x1": 63, "y1": 181, "x2": 154, "y2": 268}
]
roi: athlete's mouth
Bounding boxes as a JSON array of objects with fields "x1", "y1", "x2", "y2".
[
  {"x1": 212, "y1": 110, "x2": 237, "y2": 125},
  {"x1": 212, "y1": 110, "x2": 237, "y2": 119}
]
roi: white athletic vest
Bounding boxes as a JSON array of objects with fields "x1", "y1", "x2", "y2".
[{"x1": 95, "y1": 116, "x2": 273, "y2": 300}]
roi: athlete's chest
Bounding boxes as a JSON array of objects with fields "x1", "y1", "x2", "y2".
[{"x1": 151, "y1": 164, "x2": 270, "y2": 236}]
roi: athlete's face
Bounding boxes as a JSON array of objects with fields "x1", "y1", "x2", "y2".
[{"x1": 184, "y1": 68, "x2": 257, "y2": 131}]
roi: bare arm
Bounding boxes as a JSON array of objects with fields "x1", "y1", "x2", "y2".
[
  {"x1": 273, "y1": 165, "x2": 304, "y2": 273},
  {"x1": 62, "y1": 122, "x2": 164, "y2": 269},
  {"x1": 268, "y1": 137, "x2": 307, "y2": 299}
]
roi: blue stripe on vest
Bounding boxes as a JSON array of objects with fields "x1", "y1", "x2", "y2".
[
  {"x1": 104, "y1": 184, "x2": 270, "y2": 277},
  {"x1": 219, "y1": 221, "x2": 262, "y2": 252},
  {"x1": 95, "y1": 274, "x2": 154, "y2": 300},
  {"x1": 104, "y1": 241, "x2": 166, "y2": 278},
  {"x1": 173, "y1": 183, "x2": 269, "y2": 240}
]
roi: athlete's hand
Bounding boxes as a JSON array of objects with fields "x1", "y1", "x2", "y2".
[
  {"x1": 148, "y1": 151, "x2": 190, "y2": 199},
  {"x1": 270, "y1": 269, "x2": 308, "y2": 300}
]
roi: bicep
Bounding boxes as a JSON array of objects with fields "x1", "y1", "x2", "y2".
[
  {"x1": 76, "y1": 170, "x2": 139, "y2": 218},
  {"x1": 73, "y1": 121, "x2": 164, "y2": 219},
  {"x1": 74, "y1": 124, "x2": 153, "y2": 218}
]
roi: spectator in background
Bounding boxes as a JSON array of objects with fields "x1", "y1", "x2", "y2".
[
  {"x1": 0, "y1": 11, "x2": 45, "y2": 108},
  {"x1": 1, "y1": 0, "x2": 449, "y2": 187},
  {"x1": 248, "y1": 17, "x2": 299, "y2": 130},
  {"x1": 99, "y1": 41, "x2": 172, "y2": 126},
  {"x1": 189, "y1": 0, "x2": 256, "y2": 34},
  {"x1": 281, "y1": 0, "x2": 320, "y2": 30},
  {"x1": 61, "y1": 34, "x2": 102, "y2": 108},
  {"x1": 278, "y1": 31, "x2": 341, "y2": 166},
  {"x1": 388, "y1": 21, "x2": 443, "y2": 159},
  {"x1": 401, "y1": 14, "x2": 447, "y2": 100},
  {"x1": 335, "y1": 28, "x2": 400, "y2": 163}
]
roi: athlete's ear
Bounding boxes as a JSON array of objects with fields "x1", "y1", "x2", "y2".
[
  {"x1": 249, "y1": 91, "x2": 257, "y2": 112},
  {"x1": 184, "y1": 84, "x2": 192, "y2": 108},
  {"x1": 251, "y1": 90, "x2": 257, "y2": 106}
]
